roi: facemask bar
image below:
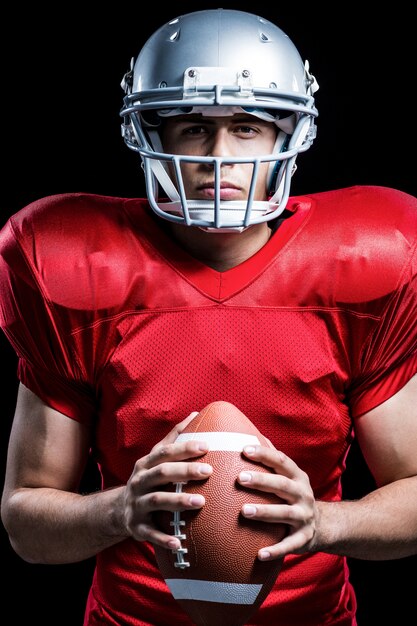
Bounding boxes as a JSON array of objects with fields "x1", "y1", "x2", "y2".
[{"x1": 121, "y1": 86, "x2": 317, "y2": 131}]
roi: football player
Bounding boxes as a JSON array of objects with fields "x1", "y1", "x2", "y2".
[{"x1": 1, "y1": 9, "x2": 417, "y2": 626}]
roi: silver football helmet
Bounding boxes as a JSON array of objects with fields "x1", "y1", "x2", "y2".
[{"x1": 120, "y1": 9, "x2": 319, "y2": 231}]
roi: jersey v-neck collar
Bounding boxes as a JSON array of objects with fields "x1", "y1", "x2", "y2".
[{"x1": 125, "y1": 197, "x2": 313, "y2": 302}]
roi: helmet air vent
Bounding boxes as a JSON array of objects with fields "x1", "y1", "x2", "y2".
[{"x1": 169, "y1": 30, "x2": 180, "y2": 42}]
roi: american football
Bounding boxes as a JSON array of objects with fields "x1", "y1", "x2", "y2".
[{"x1": 153, "y1": 401, "x2": 287, "y2": 626}]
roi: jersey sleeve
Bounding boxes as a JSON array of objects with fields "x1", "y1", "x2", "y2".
[
  {"x1": 0, "y1": 217, "x2": 96, "y2": 423},
  {"x1": 348, "y1": 243, "x2": 417, "y2": 417}
]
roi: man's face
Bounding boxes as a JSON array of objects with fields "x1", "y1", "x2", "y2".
[{"x1": 160, "y1": 113, "x2": 277, "y2": 202}]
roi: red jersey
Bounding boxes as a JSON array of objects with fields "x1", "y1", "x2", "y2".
[{"x1": 1, "y1": 186, "x2": 417, "y2": 626}]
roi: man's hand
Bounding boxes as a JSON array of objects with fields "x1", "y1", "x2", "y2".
[{"x1": 123, "y1": 412, "x2": 213, "y2": 549}]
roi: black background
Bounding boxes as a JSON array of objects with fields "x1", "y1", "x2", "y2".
[{"x1": 1, "y1": 2, "x2": 416, "y2": 624}]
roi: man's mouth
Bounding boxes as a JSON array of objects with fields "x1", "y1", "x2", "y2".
[{"x1": 197, "y1": 182, "x2": 242, "y2": 200}]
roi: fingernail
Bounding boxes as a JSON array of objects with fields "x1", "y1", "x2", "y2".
[
  {"x1": 239, "y1": 471, "x2": 252, "y2": 483},
  {"x1": 168, "y1": 539, "x2": 180, "y2": 549},
  {"x1": 244, "y1": 446, "x2": 255, "y2": 456},
  {"x1": 243, "y1": 504, "x2": 257, "y2": 516},
  {"x1": 198, "y1": 464, "x2": 212, "y2": 475},
  {"x1": 198, "y1": 442, "x2": 209, "y2": 451},
  {"x1": 259, "y1": 551, "x2": 271, "y2": 560},
  {"x1": 189, "y1": 495, "x2": 204, "y2": 506}
]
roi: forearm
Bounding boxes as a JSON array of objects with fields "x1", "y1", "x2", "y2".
[
  {"x1": 315, "y1": 476, "x2": 417, "y2": 560},
  {"x1": 2, "y1": 485, "x2": 129, "y2": 564}
]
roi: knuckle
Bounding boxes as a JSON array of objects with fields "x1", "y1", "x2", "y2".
[
  {"x1": 181, "y1": 493, "x2": 194, "y2": 508},
  {"x1": 148, "y1": 491, "x2": 165, "y2": 508},
  {"x1": 153, "y1": 464, "x2": 171, "y2": 481},
  {"x1": 305, "y1": 493, "x2": 315, "y2": 508},
  {"x1": 285, "y1": 504, "x2": 297, "y2": 521},
  {"x1": 187, "y1": 465, "x2": 201, "y2": 479},
  {"x1": 128, "y1": 473, "x2": 144, "y2": 495},
  {"x1": 249, "y1": 471, "x2": 267, "y2": 488},
  {"x1": 186, "y1": 441, "x2": 203, "y2": 456},
  {"x1": 155, "y1": 444, "x2": 171, "y2": 460},
  {"x1": 278, "y1": 450, "x2": 288, "y2": 463},
  {"x1": 305, "y1": 526, "x2": 315, "y2": 542},
  {"x1": 133, "y1": 458, "x2": 145, "y2": 473},
  {"x1": 276, "y1": 475, "x2": 290, "y2": 490},
  {"x1": 131, "y1": 524, "x2": 148, "y2": 542}
]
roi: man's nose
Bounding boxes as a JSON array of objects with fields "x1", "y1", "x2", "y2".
[{"x1": 207, "y1": 129, "x2": 233, "y2": 157}]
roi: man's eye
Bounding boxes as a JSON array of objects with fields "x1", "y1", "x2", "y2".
[
  {"x1": 183, "y1": 126, "x2": 206, "y2": 135},
  {"x1": 235, "y1": 126, "x2": 257, "y2": 134}
]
